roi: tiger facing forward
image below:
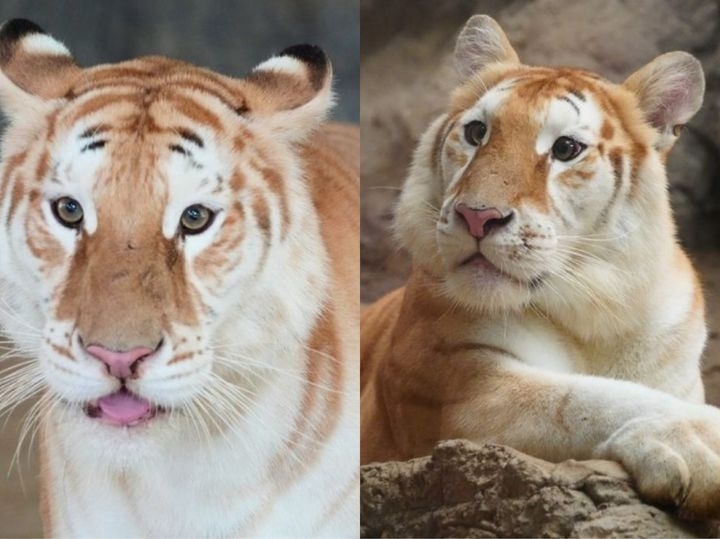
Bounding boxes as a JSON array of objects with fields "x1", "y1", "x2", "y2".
[
  {"x1": 361, "y1": 14, "x2": 720, "y2": 518},
  {"x1": 0, "y1": 19, "x2": 358, "y2": 537}
]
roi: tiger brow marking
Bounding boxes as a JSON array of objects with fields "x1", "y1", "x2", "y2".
[
  {"x1": 169, "y1": 144, "x2": 190, "y2": 156},
  {"x1": 211, "y1": 174, "x2": 224, "y2": 194},
  {"x1": 177, "y1": 128, "x2": 204, "y2": 148},
  {"x1": 559, "y1": 95, "x2": 580, "y2": 116},
  {"x1": 569, "y1": 89, "x2": 586, "y2": 102},
  {"x1": 168, "y1": 144, "x2": 204, "y2": 170},
  {"x1": 81, "y1": 140, "x2": 107, "y2": 152},
  {"x1": 79, "y1": 124, "x2": 110, "y2": 139}
]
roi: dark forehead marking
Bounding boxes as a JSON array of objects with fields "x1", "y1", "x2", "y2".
[
  {"x1": 169, "y1": 144, "x2": 190, "y2": 156},
  {"x1": 559, "y1": 95, "x2": 580, "y2": 116},
  {"x1": 177, "y1": 128, "x2": 204, "y2": 148},
  {"x1": 81, "y1": 140, "x2": 107, "y2": 153},
  {"x1": 79, "y1": 124, "x2": 110, "y2": 139},
  {"x1": 569, "y1": 89, "x2": 586, "y2": 102}
]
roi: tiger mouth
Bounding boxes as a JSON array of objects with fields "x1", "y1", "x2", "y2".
[
  {"x1": 460, "y1": 252, "x2": 501, "y2": 270},
  {"x1": 459, "y1": 252, "x2": 512, "y2": 280},
  {"x1": 459, "y1": 252, "x2": 545, "y2": 288},
  {"x1": 84, "y1": 388, "x2": 167, "y2": 427}
]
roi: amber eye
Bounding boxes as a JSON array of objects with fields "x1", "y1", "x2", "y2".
[
  {"x1": 51, "y1": 197, "x2": 84, "y2": 228},
  {"x1": 463, "y1": 120, "x2": 487, "y2": 146},
  {"x1": 180, "y1": 204, "x2": 215, "y2": 235},
  {"x1": 551, "y1": 136, "x2": 586, "y2": 162}
]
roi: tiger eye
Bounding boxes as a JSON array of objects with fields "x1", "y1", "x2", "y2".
[
  {"x1": 552, "y1": 136, "x2": 586, "y2": 162},
  {"x1": 180, "y1": 204, "x2": 215, "y2": 235},
  {"x1": 52, "y1": 197, "x2": 84, "y2": 228},
  {"x1": 463, "y1": 120, "x2": 487, "y2": 146}
]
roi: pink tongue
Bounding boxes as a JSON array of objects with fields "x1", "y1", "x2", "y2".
[{"x1": 97, "y1": 391, "x2": 152, "y2": 425}]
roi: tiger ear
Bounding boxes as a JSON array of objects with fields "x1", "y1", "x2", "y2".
[
  {"x1": 0, "y1": 19, "x2": 80, "y2": 116},
  {"x1": 624, "y1": 52, "x2": 704, "y2": 152},
  {"x1": 240, "y1": 45, "x2": 334, "y2": 142},
  {"x1": 454, "y1": 15, "x2": 519, "y2": 79}
]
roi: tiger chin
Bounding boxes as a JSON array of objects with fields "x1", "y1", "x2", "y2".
[
  {"x1": 361, "y1": 15, "x2": 720, "y2": 519},
  {"x1": 0, "y1": 19, "x2": 358, "y2": 537}
]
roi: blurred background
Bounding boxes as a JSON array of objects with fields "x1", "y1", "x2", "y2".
[
  {"x1": 0, "y1": 0, "x2": 359, "y2": 121},
  {"x1": 0, "y1": 1, "x2": 358, "y2": 536},
  {"x1": 361, "y1": 0, "x2": 720, "y2": 403}
]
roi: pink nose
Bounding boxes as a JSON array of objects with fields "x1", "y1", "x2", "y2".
[
  {"x1": 86, "y1": 345, "x2": 153, "y2": 379},
  {"x1": 455, "y1": 204, "x2": 511, "y2": 240}
]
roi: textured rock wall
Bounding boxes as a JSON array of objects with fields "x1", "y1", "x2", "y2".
[
  {"x1": 360, "y1": 0, "x2": 720, "y2": 302},
  {"x1": 361, "y1": 440, "x2": 719, "y2": 538}
]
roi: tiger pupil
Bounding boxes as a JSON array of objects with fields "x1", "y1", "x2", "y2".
[
  {"x1": 180, "y1": 204, "x2": 215, "y2": 235},
  {"x1": 53, "y1": 197, "x2": 84, "y2": 228},
  {"x1": 552, "y1": 136, "x2": 584, "y2": 161},
  {"x1": 464, "y1": 120, "x2": 487, "y2": 146}
]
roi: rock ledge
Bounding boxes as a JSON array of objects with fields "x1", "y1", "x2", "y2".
[{"x1": 361, "y1": 440, "x2": 717, "y2": 538}]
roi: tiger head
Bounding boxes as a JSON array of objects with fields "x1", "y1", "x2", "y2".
[
  {"x1": 0, "y1": 20, "x2": 333, "y2": 457},
  {"x1": 395, "y1": 15, "x2": 704, "y2": 326}
]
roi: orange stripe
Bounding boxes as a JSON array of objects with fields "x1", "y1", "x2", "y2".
[
  {"x1": 62, "y1": 92, "x2": 138, "y2": 126},
  {"x1": 259, "y1": 165, "x2": 288, "y2": 236},
  {"x1": 315, "y1": 471, "x2": 358, "y2": 531},
  {"x1": 159, "y1": 92, "x2": 223, "y2": 132},
  {"x1": 274, "y1": 308, "x2": 343, "y2": 477},
  {"x1": 167, "y1": 351, "x2": 195, "y2": 365}
]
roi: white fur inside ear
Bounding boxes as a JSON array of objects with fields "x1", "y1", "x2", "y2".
[
  {"x1": 21, "y1": 32, "x2": 71, "y2": 57},
  {"x1": 454, "y1": 15, "x2": 519, "y2": 79},
  {"x1": 253, "y1": 55, "x2": 307, "y2": 78}
]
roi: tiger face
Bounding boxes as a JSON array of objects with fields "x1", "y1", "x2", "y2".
[
  {"x1": 0, "y1": 21, "x2": 333, "y2": 457},
  {"x1": 395, "y1": 15, "x2": 703, "y2": 316}
]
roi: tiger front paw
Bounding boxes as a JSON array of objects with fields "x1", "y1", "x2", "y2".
[{"x1": 598, "y1": 406, "x2": 720, "y2": 519}]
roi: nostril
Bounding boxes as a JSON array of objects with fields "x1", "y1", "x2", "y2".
[
  {"x1": 129, "y1": 358, "x2": 143, "y2": 376},
  {"x1": 486, "y1": 211, "x2": 514, "y2": 233},
  {"x1": 86, "y1": 344, "x2": 153, "y2": 380},
  {"x1": 455, "y1": 204, "x2": 513, "y2": 240}
]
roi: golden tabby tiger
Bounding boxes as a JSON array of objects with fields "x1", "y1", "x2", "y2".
[
  {"x1": 0, "y1": 19, "x2": 358, "y2": 536},
  {"x1": 361, "y1": 14, "x2": 720, "y2": 518}
]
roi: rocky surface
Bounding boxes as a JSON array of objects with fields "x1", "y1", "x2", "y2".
[
  {"x1": 361, "y1": 440, "x2": 719, "y2": 538},
  {"x1": 360, "y1": 0, "x2": 720, "y2": 303}
]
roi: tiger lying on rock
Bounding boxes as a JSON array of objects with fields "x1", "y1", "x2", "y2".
[
  {"x1": 0, "y1": 18, "x2": 358, "y2": 537},
  {"x1": 361, "y1": 14, "x2": 720, "y2": 519}
]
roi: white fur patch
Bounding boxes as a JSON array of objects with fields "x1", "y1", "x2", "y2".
[
  {"x1": 253, "y1": 55, "x2": 306, "y2": 78},
  {"x1": 535, "y1": 95, "x2": 602, "y2": 155},
  {"x1": 21, "y1": 33, "x2": 71, "y2": 57},
  {"x1": 461, "y1": 82, "x2": 512, "y2": 127}
]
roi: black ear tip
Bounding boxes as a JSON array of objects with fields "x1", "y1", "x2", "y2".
[
  {"x1": 279, "y1": 44, "x2": 327, "y2": 70},
  {"x1": 0, "y1": 19, "x2": 46, "y2": 42}
]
